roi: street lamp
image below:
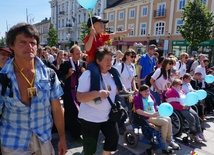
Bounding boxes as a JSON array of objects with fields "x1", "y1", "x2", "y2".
[{"x1": 26, "y1": 8, "x2": 34, "y2": 24}]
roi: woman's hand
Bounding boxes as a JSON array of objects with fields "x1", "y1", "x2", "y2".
[{"x1": 98, "y1": 90, "x2": 110, "y2": 99}]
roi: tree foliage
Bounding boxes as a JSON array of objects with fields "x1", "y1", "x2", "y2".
[
  {"x1": 179, "y1": 0, "x2": 214, "y2": 50},
  {"x1": 0, "y1": 37, "x2": 6, "y2": 46},
  {"x1": 47, "y1": 23, "x2": 58, "y2": 47},
  {"x1": 80, "y1": 22, "x2": 90, "y2": 43}
]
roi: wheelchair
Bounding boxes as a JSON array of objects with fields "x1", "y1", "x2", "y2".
[
  {"x1": 170, "y1": 107, "x2": 204, "y2": 143},
  {"x1": 124, "y1": 113, "x2": 169, "y2": 155}
]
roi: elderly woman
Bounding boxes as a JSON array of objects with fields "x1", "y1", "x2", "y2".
[
  {"x1": 133, "y1": 84, "x2": 179, "y2": 153},
  {"x1": 77, "y1": 46, "x2": 119, "y2": 155},
  {"x1": 165, "y1": 78, "x2": 206, "y2": 142}
]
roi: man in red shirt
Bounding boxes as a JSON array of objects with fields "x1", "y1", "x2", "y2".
[{"x1": 84, "y1": 16, "x2": 133, "y2": 104}]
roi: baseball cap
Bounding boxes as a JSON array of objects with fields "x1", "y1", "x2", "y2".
[
  {"x1": 87, "y1": 16, "x2": 109, "y2": 28},
  {"x1": 148, "y1": 44, "x2": 158, "y2": 50},
  {"x1": 0, "y1": 46, "x2": 11, "y2": 53}
]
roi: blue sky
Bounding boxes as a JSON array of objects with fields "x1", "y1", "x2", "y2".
[{"x1": 0, "y1": 0, "x2": 51, "y2": 38}]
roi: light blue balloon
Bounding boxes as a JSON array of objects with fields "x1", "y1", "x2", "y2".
[
  {"x1": 77, "y1": 0, "x2": 97, "y2": 10},
  {"x1": 158, "y1": 102, "x2": 173, "y2": 117},
  {"x1": 185, "y1": 92, "x2": 199, "y2": 106},
  {"x1": 195, "y1": 90, "x2": 207, "y2": 100},
  {"x1": 205, "y1": 74, "x2": 214, "y2": 84}
]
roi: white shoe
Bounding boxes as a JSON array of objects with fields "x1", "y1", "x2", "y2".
[{"x1": 168, "y1": 140, "x2": 180, "y2": 150}]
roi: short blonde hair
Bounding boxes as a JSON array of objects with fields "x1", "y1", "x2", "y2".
[{"x1": 180, "y1": 52, "x2": 189, "y2": 59}]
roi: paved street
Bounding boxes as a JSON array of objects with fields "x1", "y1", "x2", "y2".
[{"x1": 52, "y1": 115, "x2": 214, "y2": 155}]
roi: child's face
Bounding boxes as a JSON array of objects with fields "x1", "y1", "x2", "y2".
[
  {"x1": 93, "y1": 22, "x2": 104, "y2": 34},
  {"x1": 140, "y1": 89, "x2": 150, "y2": 98}
]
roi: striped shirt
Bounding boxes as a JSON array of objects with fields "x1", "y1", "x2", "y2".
[{"x1": 0, "y1": 57, "x2": 63, "y2": 150}]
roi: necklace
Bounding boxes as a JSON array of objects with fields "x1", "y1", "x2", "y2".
[
  {"x1": 102, "y1": 73, "x2": 111, "y2": 91},
  {"x1": 14, "y1": 61, "x2": 37, "y2": 98}
]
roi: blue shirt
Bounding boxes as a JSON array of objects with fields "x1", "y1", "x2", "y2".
[
  {"x1": 139, "y1": 54, "x2": 156, "y2": 79},
  {"x1": 0, "y1": 57, "x2": 64, "y2": 150},
  {"x1": 142, "y1": 96, "x2": 155, "y2": 113}
]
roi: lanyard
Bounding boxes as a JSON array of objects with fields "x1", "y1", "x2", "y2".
[{"x1": 14, "y1": 61, "x2": 35, "y2": 88}]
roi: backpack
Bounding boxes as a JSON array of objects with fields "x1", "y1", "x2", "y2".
[
  {"x1": 0, "y1": 68, "x2": 56, "y2": 97},
  {"x1": 186, "y1": 59, "x2": 195, "y2": 73},
  {"x1": 145, "y1": 69, "x2": 163, "y2": 87},
  {"x1": 121, "y1": 62, "x2": 134, "y2": 74}
]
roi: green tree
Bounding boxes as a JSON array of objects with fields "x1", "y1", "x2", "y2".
[
  {"x1": 0, "y1": 37, "x2": 6, "y2": 46},
  {"x1": 179, "y1": 0, "x2": 214, "y2": 51},
  {"x1": 47, "y1": 23, "x2": 58, "y2": 47},
  {"x1": 80, "y1": 22, "x2": 90, "y2": 43}
]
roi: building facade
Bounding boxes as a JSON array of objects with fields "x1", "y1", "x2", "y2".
[
  {"x1": 104, "y1": 0, "x2": 214, "y2": 61},
  {"x1": 33, "y1": 18, "x2": 51, "y2": 46}
]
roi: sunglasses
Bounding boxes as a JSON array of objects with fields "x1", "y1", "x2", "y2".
[
  {"x1": 185, "y1": 57, "x2": 188, "y2": 59},
  {"x1": 168, "y1": 62, "x2": 173, "y2": 65},
  {"x1": 130, "y1": 55, "x2": 136, "y2": 58},
  {"x1": 178, "y1": 83, "x2": 183, "y2": 86}
]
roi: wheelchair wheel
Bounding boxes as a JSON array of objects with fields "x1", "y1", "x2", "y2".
[
  {"x1": 170, "y1": 111, "x2": 183, "y2": 137},
  {"x1": 124, "y1": 130, "x2": 138, "y2": 148}
]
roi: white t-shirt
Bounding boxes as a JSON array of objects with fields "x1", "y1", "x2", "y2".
[
  {"x1": 112, "y1": 58, "x2": 121, "y2": 67},
  {"x1": 77, "y1": 70, "x2": 117, "y2": 123},
  {"x1": 151, "y1": 68, "x2": 170, "y2": 91},
  {"x1": 176, "y1": 61, "x2": 186, "y2": 77},
  {"x1": 49, "y1": 54, "x2": 55, "y2": 63},
  {"x1": 116, "y1": 63, "x2": 136, "y2": 90}
]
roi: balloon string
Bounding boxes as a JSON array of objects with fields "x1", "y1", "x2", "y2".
[{"x1": 89, "y1": 12, "x2": 97, "y2": 42}]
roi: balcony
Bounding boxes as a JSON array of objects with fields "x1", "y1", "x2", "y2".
[
  {"x1": 66, "y1": 24, "x2": 72, "y2": 27},
  {"x1": 59, "y1": 11, "x2": 65, "y2": 15},
  {"x1": 153, "y1": 9, "x2": 166, "y2": 18}
]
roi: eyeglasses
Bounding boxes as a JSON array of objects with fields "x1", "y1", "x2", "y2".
[
  {"x1": 0, "y1": 53, "x2": 11, "y2": 57},
  {"x1": 130, "y1": 55, "x2": 136, "y2": 58},
  {"x1": 168, "y1": 62, "x2": 173, "y2": 65},
  {"x1": 178, "y1": 83, "x2": 183, "y2": 86}
]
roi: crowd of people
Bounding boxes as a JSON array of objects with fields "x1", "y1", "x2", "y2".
[{"x1": 0, "y1": 15, "x2": 214, "y2": 155}]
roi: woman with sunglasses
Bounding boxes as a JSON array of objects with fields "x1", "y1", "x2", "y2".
[
  {"x1": 116, "y1": 49, "x2": 138, "y2": 134},
  {"x1": 150, "y1": 58, "x2": 173, "y2": 105},
  {"x1": 165, "y1": 78, "x2": 206, "y2": 142}
]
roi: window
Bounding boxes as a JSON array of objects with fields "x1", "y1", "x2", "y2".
[
  {"x1": 62, "y1": 19, "x2": 64, "y2": 27},
  {"x1": 119, "y1": 11, "x2": 124, "y2": 20},
  {"x1": 155, "y1": 22, "x2": 165, "y2": 35},
  {"x1": 158, "y1": 3, "x2": 165, "y2": 16},
  {"x1": 128, "y1": 24, "x2": 134, "y2": 36},
  {"x1": 140, "y1": 23, "x2": 146, "y2": 36},
  {"x1": 201, "y1": 0, "x2": 207, "y2": 5},
  {"x1": 97, "y1": 9, "x2": 100, "y2": 16},
  {"x1": 117, "y1": 25, "x2": 124, "y2": 31},
  {"x1": 175, "y1": 19, "x2": 184, "y2": 34},
  {"x1": 142, "y1": 7, "x2": 148, "y2": 16},
  {"x1": 109, "y1": 13, "x2": 114, "y2": 21},
  {"x1": 129, "y1": 9, "x2": 135, "y2": 18},
  {"x1": 178, "y1": 0, "x2": 186, "y2": 10}
]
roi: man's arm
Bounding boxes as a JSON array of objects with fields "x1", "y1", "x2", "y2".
[{"x1": 51, "y1": 99, "x2": 67, "y2": 155}]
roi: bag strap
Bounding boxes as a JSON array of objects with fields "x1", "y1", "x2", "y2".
[{"x1": 100, "y1": 74, "x2": 115, "y2": 108}]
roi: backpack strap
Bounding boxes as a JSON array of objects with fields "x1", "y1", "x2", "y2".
[
  {"x1": 178, "y1": 60, "x2": 182, "y2": 70},
  {"x1": 121, "y1": 62, "x2": 124, "y2": 74},
  {"x1": 156, "y1": 69, "x2": 163, "y2": 80},
  {"x1": 113, "y1": 59, "x2": 116, "y2": 66},
  {"x1": 0, "y1": 73, "x2": 13, "y2": 97},
  {"x1": 121, "y1": 62, "x2": 134, "y2": 74}
]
